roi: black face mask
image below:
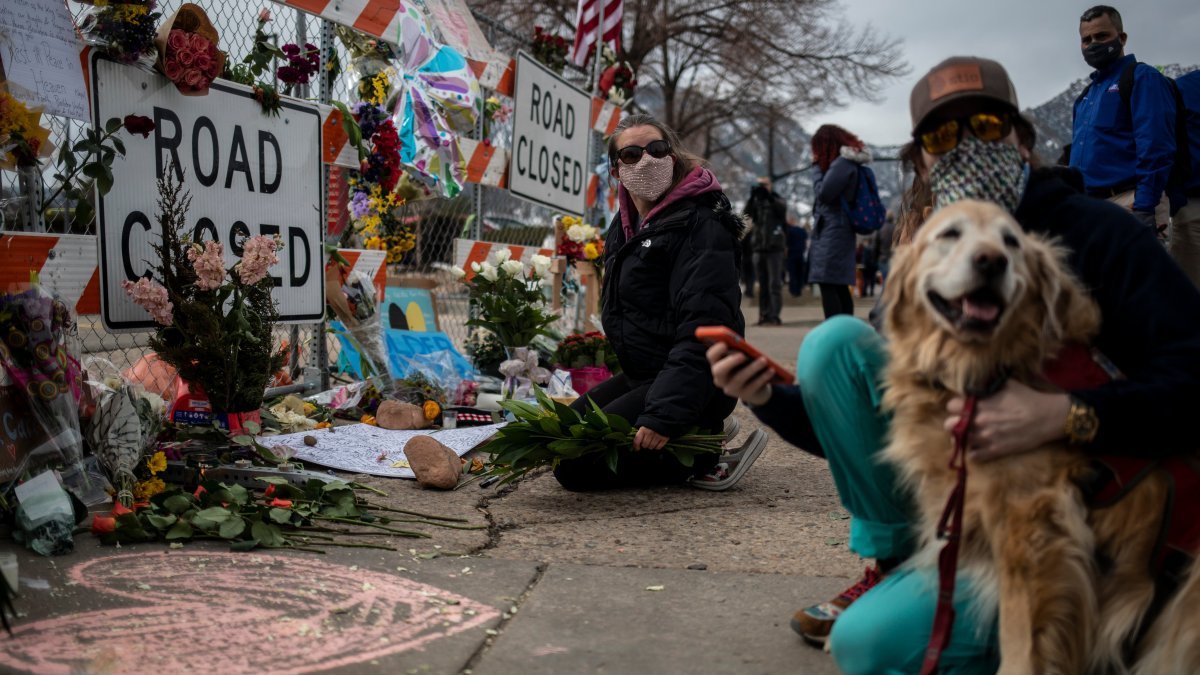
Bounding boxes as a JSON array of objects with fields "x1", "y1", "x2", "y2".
[{"x1": 1083, "y1": 39, "x2": 1122, "y2": 70}]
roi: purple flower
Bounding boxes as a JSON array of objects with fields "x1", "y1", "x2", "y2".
[{"x1": 349, "y1": 190, "x2": 371, "y2": 219}]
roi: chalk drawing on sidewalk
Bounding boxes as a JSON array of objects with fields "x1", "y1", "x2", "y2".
[{"x1": 0, "y1": 551, "x2": 500, "y2": 674}]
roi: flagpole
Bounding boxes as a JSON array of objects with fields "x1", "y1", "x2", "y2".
[{"x1": 591, "y1": 0, "x2": 605, "y2": 95}]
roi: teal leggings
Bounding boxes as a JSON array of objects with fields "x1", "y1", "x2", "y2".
[{"x1": 797, "y1": 316, "x2": 999, "y2": 674}]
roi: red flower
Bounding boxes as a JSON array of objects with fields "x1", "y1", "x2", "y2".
[
  {"x1": 111, "y1": 502, "x2": 133, "y2": 516},
  {"x1": 193, "y1": 485, "x2": 207, "y2": 499},
  {"x1": 124, "y1": 114, "x2": 155, "y2": 138},
  {"x1": 270, "y1": 498, "x2": 293, "y2": 508},
  {"x1": 91, "y1": 515, "x2": 116, "y2": 534},
  {"x1": 263, "y1": 484, "x2": 276, "y2": 497}
]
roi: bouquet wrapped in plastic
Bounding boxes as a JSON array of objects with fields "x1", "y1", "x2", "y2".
[
  {"x1": 154, "y1": 3, "x2": 224, "y2": 95},
  {"x1": 75, "y1": 0, "x2": 162, "y2": 68},
  {"x1": 0, "y1": 281, "x2": 85, "y2": 483},
  {"x1": 325, "y1": 259, "x2": 392, "y2": 391},
  {"x1": 84, "y1": 359, "x2": 165, "y2": 507}
]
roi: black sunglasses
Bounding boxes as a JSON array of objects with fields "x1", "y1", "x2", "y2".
[{"x1": 613, "y1": 140, "x2": 672, "y2": 166}]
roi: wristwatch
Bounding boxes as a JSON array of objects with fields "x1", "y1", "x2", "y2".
[{"x1": 1064, "y1": 396, "x2": 1099, "y2": 445}]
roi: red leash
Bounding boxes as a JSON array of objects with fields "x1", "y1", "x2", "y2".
[{"x1": 920, "y1": 394, "x2": 978, "y2": 675}]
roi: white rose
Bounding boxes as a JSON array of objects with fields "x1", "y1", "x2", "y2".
[
  {"x1": 470, "y1": 261, "x2": 482, "y2": 273},
  {"x1": 582, "y1": 225, "x2": 598, "y2": 241},
  {"x1": 566, "y1": 224, "x2": 587, "y2": 243},
  {"x1": 480, "y1": 263, "x2": 499, "y2": 282},
  {"x1": 492, "y1": 247, "x2": 512, "y2": 264},
  {"x1": 500, "y1": 259, "x2": 524, "y2": 276},
  {"x1": 451, "y1": 266, "x2": 467, "y2": 278},
  {"x1": 530, "y1": 254, "x2": 552, "y2": 277}
]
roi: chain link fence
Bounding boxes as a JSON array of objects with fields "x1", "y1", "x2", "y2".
[{"x1": 2, "y1": 0, "x2": 607, "y2": 392}]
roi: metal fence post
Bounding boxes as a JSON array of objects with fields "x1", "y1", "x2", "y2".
[{"x1": 313, "y1": 15, "x2": 336, "y2": 392}]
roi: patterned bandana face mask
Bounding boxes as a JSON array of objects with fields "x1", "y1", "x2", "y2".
[
  {"x1": 619, "y1": 153, "x2": 675, "y2": 202},
  {"x1": 929, "y1": 134, "x2": 1028, "y2": 215}
]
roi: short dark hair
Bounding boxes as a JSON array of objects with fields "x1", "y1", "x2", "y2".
[{"x1": 1080, "y1": 5, "x2": 1123, "y2": 32}]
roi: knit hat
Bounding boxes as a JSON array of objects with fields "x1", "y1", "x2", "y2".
[{"x1": 910, "y1": 57, "x2": 1019, "y2": 133}]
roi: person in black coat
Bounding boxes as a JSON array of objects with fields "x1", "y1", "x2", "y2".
[
  {"x1": 552, "y1": 113, "x2": 747, "y2": 491},
  {"x1": 707, "y1": 56, "x2": 1200, "y2": 671},
  {"x1": 745, "y1": 177, "x2": 788, "y2": 325}
]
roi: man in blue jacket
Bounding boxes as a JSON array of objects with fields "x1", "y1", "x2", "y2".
[
  {"x1": 1070, "y1": 5, "x2": 1177, "y2": 239},
  {"x1": 1169, "y1": 71, "x2": 1200, "y2": 287}
]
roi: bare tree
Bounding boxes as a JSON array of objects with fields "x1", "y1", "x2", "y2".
[{"x1": 468, "y1": 0, "x2": 907, "y2": 167}]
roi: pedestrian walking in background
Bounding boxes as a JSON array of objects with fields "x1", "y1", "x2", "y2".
[
  {"x1": 740, "y1": 218, "x2": 757, "y2": 299},
  {"x1": 1168, "y1": 70, "x2": 1200, "y2": 287},
  {"x1": 786, "y1": 217, "x2": 809, "y2": 297},
  {"x1": 875, "y1": 211, "x2": 896, "y2": 293},
  {"x1": 809, "y1": 124, "x2": 870, "y2": 318},
  {"x1": 745, "y1": 177, "x2": 787, "y2": 325},
  {"x1": 553, "y1": 113, "x2": 766, "y2": 492},
  {"x1": 860, "y1": 235, "x2": 879, "y2": 297},
  {"x1": 1071, "y1": 5, "x2": 1177, "y2": 239}
]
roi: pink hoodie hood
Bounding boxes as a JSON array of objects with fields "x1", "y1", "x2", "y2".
[{"x1": 618, "y1": 166, "x2": 723, "y2": 240}]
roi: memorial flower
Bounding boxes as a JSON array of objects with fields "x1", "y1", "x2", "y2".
[{"x1": 462, "y1": 248, "x2": 558, "y2": 348}]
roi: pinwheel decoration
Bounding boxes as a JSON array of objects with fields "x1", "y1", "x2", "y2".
[{"x1": 391, "y1": 1, "x2": 480, "y2": 198}]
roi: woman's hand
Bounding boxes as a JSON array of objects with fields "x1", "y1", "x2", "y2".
[
  {"x1": 706, "y1": 342, "x2": 775, "y2": 407},
  {"x1": 943, "y1": 380, "x2": 1071, "y2": 462},
  {"x1": 633, "y1": 426, "x2": 668, "y2": 451}
]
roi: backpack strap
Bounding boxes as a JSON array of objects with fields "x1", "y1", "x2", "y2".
[{"x1": 1117, "y1": 60, "x2": 1138, "y2": 110}]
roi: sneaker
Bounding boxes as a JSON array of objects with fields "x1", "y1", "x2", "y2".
[
  {"x1": 791, "y1": 564, "x2": 884, "y2": 648},
  {"x1": 690, "y1": 429, "x2": 767, "y2": 491}
]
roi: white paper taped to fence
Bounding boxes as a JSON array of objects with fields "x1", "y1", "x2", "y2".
[
  {"x1": 0, "y1": 0, "x2": 90, "y2": 120},
  {"x1": 262, "y1": 423, "x2": 505, "y2": 478}
]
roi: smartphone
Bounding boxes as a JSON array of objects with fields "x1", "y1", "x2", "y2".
[{"x1": 695, "y1": 326, "x2": 795, "y2": 385}]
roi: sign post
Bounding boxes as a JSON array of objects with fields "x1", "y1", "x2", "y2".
[
  {"x1": 508, "y1": 51, "x2": 591, "y2": 215},
  {"x1": 91, "y1": 54, "x2": 325, "y2": 331}
]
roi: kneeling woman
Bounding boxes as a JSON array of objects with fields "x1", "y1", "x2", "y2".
[{"x1": 553, "y1": 114, "x2": 747, "y2": 491}]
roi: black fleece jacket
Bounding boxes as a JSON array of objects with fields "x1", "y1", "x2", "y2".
[
  {"x1": 601, "y1": 190, "x2": 746, "y2": 438},
  {"x1": 755, "y1": 167, "x2": 1200, "y2": 457}
]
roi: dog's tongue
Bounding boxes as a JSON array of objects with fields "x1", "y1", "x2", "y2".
[{"x1": 962, "y1": 297, "x2": 1000, "y2": 322}]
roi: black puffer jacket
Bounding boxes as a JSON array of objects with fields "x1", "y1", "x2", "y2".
[{"x1": 601, "y1": 190, "x2": 746, "y2": 437}]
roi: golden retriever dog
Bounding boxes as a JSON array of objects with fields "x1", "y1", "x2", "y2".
[{"x1": 880, "y1": 200, "x2": 1200, "y2": 674}]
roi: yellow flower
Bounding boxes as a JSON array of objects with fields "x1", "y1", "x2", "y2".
[
  {"x1": 584, "y1": 242, "x2": 599, "y2": 260},
  {"x1": 147, "y1": 451, "x2": 167, "y2": 475},
  {"x1": 133, "y1": 477, "x2": 166, "y2": 501}
]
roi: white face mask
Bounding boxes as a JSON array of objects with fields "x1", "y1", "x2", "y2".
[{"x1": 620, "y1": 153, "x2": 675, "y2": 202}]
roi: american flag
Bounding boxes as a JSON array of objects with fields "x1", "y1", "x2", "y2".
[{"x1": 568, "y1": 0, "x2": 623, "y2": 68}]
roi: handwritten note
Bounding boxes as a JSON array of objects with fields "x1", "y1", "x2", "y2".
[
  {"x1": 261, "y1": 423, "x2": 505, "y2": 478},
  {"x1": 0, "y1": 0, "x2": 90, "y2": 120}
]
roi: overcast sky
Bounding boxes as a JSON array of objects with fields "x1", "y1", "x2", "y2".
[{"x1": 804, "y1": 0, "x2": 1200, "y2": 146}]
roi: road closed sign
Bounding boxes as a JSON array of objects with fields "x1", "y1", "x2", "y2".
[
  {"x1": 508, "y1": 51, "x2": 590, "y2": 215},
  {"x1": 91, "y1": 54, "x2": 324, "y2": 331}
]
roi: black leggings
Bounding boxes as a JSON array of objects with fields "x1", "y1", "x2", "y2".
[
  {"x1": 552, "y1": 372, "x2": 731, "y2": 491},
  {"x1": 819, "y1": 283, "x2": 855, "y2": 319}
]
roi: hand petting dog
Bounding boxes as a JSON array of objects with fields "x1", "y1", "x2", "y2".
[{"x1": 943, "y1": 380, "x2": 1071, "y2": 461}]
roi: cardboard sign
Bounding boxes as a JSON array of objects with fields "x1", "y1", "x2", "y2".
[
  {"x1": 508, "y1": 51, "x2": 590, "y2": 215},
  {"x1": 0, "y1": 0, "x2": 90, "y2": 120},
  {"x1": 383, "y1": 286, "x2": 438, "y2": 332},
  {"x1": 91, "y1": 54, "x2": 325, "y2": 331}
]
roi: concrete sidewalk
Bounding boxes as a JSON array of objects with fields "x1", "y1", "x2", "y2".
[{"x1": 0, "y1": 290, "x2": 876, "y2": 674}]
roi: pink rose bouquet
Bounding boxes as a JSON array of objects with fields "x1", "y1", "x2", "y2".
[{"x1": 155, "y1": 4, "x2": 226, "y2": 96}]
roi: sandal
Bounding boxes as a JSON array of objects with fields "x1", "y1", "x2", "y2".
[{"x1": 690, "y1": 429, "x2": 767, "y2": 491}]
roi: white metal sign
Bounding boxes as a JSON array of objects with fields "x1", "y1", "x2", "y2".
[
  {"x1": 508, "y1": 51, "x2": 590, "y2": 215},
  {"x1": 92, "y1": 54, "x2": 324, "y2": 331}
]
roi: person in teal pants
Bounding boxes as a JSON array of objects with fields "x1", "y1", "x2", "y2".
[{"x1": 707, "y1": 55, "x2": 1200, "y2": 674}]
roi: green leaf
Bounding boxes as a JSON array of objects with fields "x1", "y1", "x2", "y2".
[
  {"x1": 225, "y1": 483, "x2": 250, "y2": 506},
  {"x1": 82, "y1": 163, "x2": 106, "y2": 180},
  {"x1": 165, "y1": 520, "x2": 194, "y2": 540},
  {"x1": 607, "y1": 412, "x2": 633, "y2": 434},
  {"x1": 164, "y1": 494, "x2": 194, "y2": 514},
  {"x1": 251, "y1": 521, "x2": 286, "y2": 547},
  {"x1": 96, "y1": 167, "x2": 114, "y2": 195},
  {"x1": 268, "y1": 507, "x2": 293, "y2": 524},
  {"x1": 145, "y1": 513, "x2": 177, "y2": 530},
  {"x1": 231, "y1": 434, "x2": 255, "y2": 446},
  {"x1": 219, "y1": 517, "x2": 247, "y2": 539},
  {"x1": 243, "y1": 420, "x2": 262, "y2": 434},
  {"x1": 195, "y1": 507, "x2": 233, "y2": 522},
  {"x1": 258, "y1": 477, "x2": 291, "y2": 485},
  {"x1": 605, "y1": 448, "x2": 619, "y2": 474},
  {"x1": 110, "y1": 136, "x2": 126, "y2": 156},
  {"x1": 105, "y1": 117, "x2": 122, "y2": 134},
  {"x1": 230, "y1": 539, "x2": 260, "y2": 552}
]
